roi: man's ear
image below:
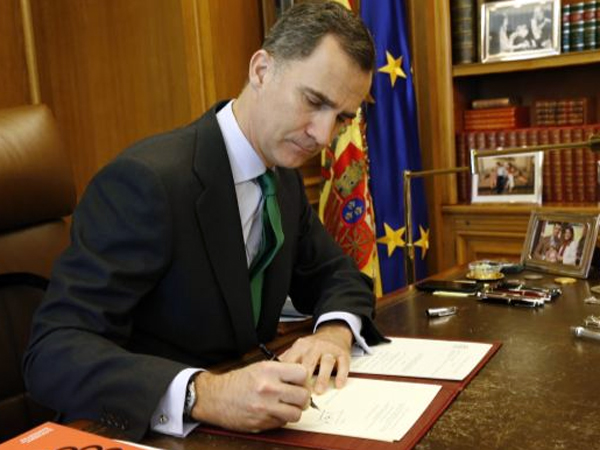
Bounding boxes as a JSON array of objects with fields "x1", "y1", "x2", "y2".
[{"x1": 248, "y1": 49, "x2": 273, "y2": 90}]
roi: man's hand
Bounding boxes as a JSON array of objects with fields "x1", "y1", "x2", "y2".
[
  {"x1": 279, "y1": 322, "x2": 353, "y2": 394},
  {"x1": 191, "y1": 361, "x2": 310, "y2": 432}
]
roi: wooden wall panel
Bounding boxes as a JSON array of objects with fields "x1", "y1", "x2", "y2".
[
  {"x1": 407, "y1": 0, "x2": 455, "y2": 274},
  {"x1": 29, "y1": 0, "x2": 195, "y2": 195},
  {"x1": 0, "y1": 0, "x2": 30, "y2": 107},
  {"x1": 196, "y1": 0, "x2": 263, "y2": 106}
]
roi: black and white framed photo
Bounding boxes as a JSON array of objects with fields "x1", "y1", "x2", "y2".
[
  {"x1": 481, "y1": 0, "x2": 560, "y2": 63},
  {"x1": 521, "y1": 211, "x2": 600, "y2": 278},
  {"x1": 471, "y1": 152, "x2": 543, "y2": 204}
]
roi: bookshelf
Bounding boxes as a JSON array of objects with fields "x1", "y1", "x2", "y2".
[{"x1": 407, "y1": 0, "x2": 600, "y2": 272}]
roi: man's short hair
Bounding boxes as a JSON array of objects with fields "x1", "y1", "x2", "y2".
[{"x1": 262, "y1": 1, "x2": 375, "y2": 72}]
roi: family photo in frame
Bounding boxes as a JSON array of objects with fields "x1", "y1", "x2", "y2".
[
  {"x1": 481, "y1": 0, "x2": 560, "y2": 63},
  {"x1": 521, "y1": 212, "x2": 600, "y2": 278},
  {"x1": 471, "y1": 153, "x2": 542, "y2": 204}
]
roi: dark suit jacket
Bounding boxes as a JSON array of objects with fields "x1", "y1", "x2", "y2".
[{"x1": 23, "y1": 103, "x2": 381, "y2": 440}]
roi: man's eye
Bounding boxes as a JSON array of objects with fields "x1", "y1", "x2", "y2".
[{"x1": 306, "y1": 96, "x2": 321, "y2": 107}]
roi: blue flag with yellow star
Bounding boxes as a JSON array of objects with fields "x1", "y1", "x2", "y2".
[{"x1": 361, "y1": 0, "x2": 429, "y2": 292}]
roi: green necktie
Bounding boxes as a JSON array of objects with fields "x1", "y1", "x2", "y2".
[{"x1": 249, "y1": 170, "x2": 285, "y2": 325}]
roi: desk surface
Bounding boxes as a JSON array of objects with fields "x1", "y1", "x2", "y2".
[{"x1": 142, "y1": 267, "x2": 600, "y2": 450}]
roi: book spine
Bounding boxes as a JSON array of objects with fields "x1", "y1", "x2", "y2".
[
  {"x1": 584, "y1": 0, "x2": 598, "y2": 49},
  {"x1": 516, "y1": 129, "x2": 528, "y2": 147},
  {"x1": 471, "y1": 98, "x2": 514, "y2": 109},
  {"x1": 456, "y1": 133, "x2": 468, "y2": 202},
  {"x1": 547, "y1": 128, "x2": 564, "y2": 203},
  {"x1": 583, "y1": 125, "x2": 598, "y2": 201},
  {"x1": 451, "y1": 0, "x2": 476, "y2": 64},
  {"x1": 506, "y1": 129, "x2": 518, "y2": 148},
  {"x1": 495, "y1": 130, "x2": 506, "y2": 149},
  {"x1": 595, "y1": 124, "x2": 600, "y2": 201},
  {"x1": 561, "y1": 127, "x2": 575, "y2": 203},
  {"x1": 563, "y1": 4, "x2": 572, "y2": 52},
  {"x1": 570, "y1": 126, "x2": 584, "y2": 203},
  {"x1": 571, "y1": 2, "x2": 586, "y2": 52},
  {"x1": 597, "y1": 0, "x2": 600, "y2": 48}
]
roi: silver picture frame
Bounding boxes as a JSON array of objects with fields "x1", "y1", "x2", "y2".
[
  {"x1": 481, "y1": 0, "x2": 560, "y2": 63},
  {"x1": 521, "y1": 211, "x2": 600, "y2": 278},
  {"x1": 471, "y1": 152, "x2": 543, "y2": 204}
]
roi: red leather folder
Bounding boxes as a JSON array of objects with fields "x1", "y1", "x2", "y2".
[{"x1": 198, "y1": 338, "x2": 502, "y2": 450}]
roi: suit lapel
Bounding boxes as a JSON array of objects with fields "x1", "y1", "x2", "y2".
[{"x1": 191, "y1": 105, "x2": 258, "y2": 353}]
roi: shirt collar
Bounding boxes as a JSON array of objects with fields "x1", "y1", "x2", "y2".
[{"x1": 216, "y1": 100, "x2": 266, "y2": 184}]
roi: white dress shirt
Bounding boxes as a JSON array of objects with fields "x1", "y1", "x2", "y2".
[{"x1": 150, "y1": 101, "x2": 369, "y2": 437}]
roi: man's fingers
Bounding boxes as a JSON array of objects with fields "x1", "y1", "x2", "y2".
[
  {"x1": 313, "y1": 353, "x2": 336, "y2": 394},
  {"x1": 333, "y1": 353, "x2": 350, "y2": 389}
]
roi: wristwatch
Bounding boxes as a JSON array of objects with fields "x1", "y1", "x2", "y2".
[{"x1": 184, "y1": 378, "x2": 196, "y2": 419}]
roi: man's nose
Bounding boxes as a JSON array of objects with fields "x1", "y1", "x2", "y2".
[{"x1": 307, "y1": 113, "x2": 338, "y2": 147}]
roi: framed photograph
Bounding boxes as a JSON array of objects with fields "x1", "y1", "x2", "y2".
[
  {"x1": 521, "y1": 211, "x2": 600, "y2": 278},
  {"x1": 480, "y1": 0, "x2": 560, "y2": 63},
  {"x1": 471, "y1": 152, "x2": 542, "y2": 204}
]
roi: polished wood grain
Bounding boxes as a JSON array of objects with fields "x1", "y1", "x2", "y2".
[
  {"x1": 407, "y1": 0, "x2": 457, "y2": 275},
  {"x1": 27, "y1": 0, "x2": 262, "y2": 197},
  {"x1": 0, "y1": 0, "x2": 30, "y2": 107},
  {"x1": 453, "y1": 49, "x2": 600, "y2": 77},
  {"x1": 441, "y1": 204, "x2": 600, "y2": 267}
]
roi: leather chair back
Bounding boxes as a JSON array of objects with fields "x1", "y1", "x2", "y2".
[{"x1": 0, "y1": 104, "x2": 76, "y2": 441}]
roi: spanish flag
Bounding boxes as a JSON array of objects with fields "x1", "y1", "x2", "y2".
[{"x1": 319, "y1": 0, "x2": 382, "y2": 297}]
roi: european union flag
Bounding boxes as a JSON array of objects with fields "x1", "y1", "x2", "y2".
[{"x1": 361, "y1": 0, "x2": 429, "y2": 293}]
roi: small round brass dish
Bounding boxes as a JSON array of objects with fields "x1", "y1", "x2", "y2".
[{"x1": 466, "y1": 271, "x2": 505, "y2": 281}]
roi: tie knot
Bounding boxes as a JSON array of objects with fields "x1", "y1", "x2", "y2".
[{"x1": 257, "y1": 171, "x2": 277, "y2": 197}]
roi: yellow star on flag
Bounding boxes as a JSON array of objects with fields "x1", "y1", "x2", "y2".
[
  {"x1": 376, "y1": 223, "x2": 406, "y2": 257},
  {"x1": 378, "y1": 51, "x2": 406, "y2": 87},
  {"x1": 414, "y1": 225, "x2": 430, "y2": 259}
]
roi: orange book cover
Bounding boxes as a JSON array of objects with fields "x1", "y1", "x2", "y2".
[{"x1": 0, "y1": 422, "x2": 143, "y2": 450}]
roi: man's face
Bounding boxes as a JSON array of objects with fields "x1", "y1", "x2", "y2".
[
  {"x1": 249, "y1": 35, "x2": 372, "y2": 168},
  {"x1": 552, "y1": 224, "x2": 561, "y2": 238}
]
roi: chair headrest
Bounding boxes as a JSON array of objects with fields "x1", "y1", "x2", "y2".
[{"x1": 0, "y1": 104, "x2": 76, "y2": 232}]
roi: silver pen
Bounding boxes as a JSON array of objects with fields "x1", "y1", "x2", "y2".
[{"x1": 571, "y1": 326, "x2": 600, "y2": 342}]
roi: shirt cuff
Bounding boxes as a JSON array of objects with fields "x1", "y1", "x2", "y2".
[
  {"x1": 314, "y1": 311, "x2": 372, "y2": 355},
  {"x1": 150, "y1": 368, "x2": 203, "y2": 437}
]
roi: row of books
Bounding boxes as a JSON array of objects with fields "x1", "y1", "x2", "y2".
[
  {"x1": 464, "y1": 106, "x2": 530, "y2": 131},
  {"x1": 456, "y1": 124, "x2": 600, "y2": 204},
  {"x1": 562, "y1": 0, "x2": 600, "y2": 53},
  {"x1": 532, "y1": 97, "x2": 595, "y2": 126},
  {"x1": 463, "y1": 97, "x2": 596, "y2": 131}
]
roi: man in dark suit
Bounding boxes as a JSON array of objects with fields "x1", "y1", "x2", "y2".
[{"x1": 24, "y1": 2, "x2": 384, "y2": 441}]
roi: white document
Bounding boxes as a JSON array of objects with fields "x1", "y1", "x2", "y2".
[
  {"x1": 285, "y1": 378, "x2": 441, "y2": 442},
  {"x1": 350, "y1": 337, "x2": 492, "y2": 381}
]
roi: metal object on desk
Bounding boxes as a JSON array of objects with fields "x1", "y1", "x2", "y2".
[
  {"x1": 427, "y1": 306, "x2": 458, "y2": 317},
  {"x1": 571, "y1": 326, "x2": 600, "y2": 342},
  {"x1": 584, "y1": 315, "x2": 600, "y2": 330},
  {"x1": 476, "y1": 290, "x2": 545, "y2": 307}
]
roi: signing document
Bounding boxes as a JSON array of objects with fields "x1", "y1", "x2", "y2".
[
  {"x1": 285, "y1": 378, "x2": 441, "y2": 442},
  {"x1": 285, "y1": 337, "x2": 492, "y2": 442},
  {"x1": 350, "y1": 337, "x2": 493, "y2": 380}
]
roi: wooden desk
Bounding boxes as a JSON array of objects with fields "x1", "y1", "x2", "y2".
[{"x1": 140, "y1": 266, "x2": 600, "y2": 450}]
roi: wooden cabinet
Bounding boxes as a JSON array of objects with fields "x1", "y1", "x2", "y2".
[{"x1": 407, "y1": 0, "x2": 600, "y2": 273}]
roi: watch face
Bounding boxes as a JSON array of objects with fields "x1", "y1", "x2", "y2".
[{"x1": 185, "y1": 380, "x2": 196, "y2": 416}]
